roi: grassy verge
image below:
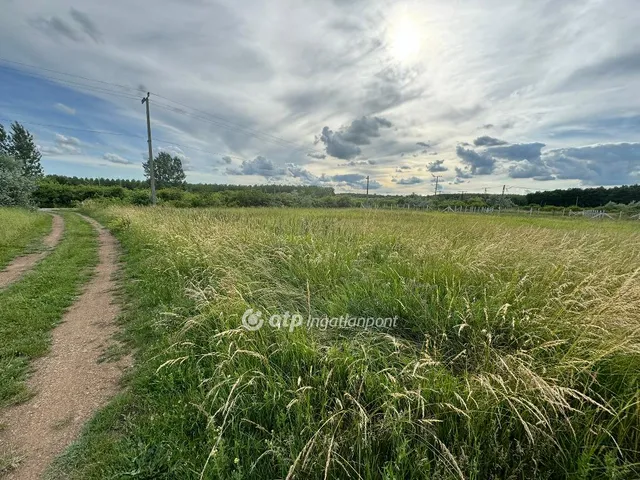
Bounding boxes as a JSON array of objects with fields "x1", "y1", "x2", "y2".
[
  {"x1": 0, "y1": 208, "x2": 52, "y2": 269},
  {"x1": 0, "y1": 212, "x2": 98, "y2": 407},
  {"x1": 54, "y1": 207, "x2": 640, "y2": 479}
]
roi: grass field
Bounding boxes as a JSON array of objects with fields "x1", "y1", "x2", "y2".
[
  {"x1": 0, "y1": 212, "x2": 98, "y2": 407},
  {"x1": 0, "y1": 207, "x2": 52, "y2": 269},
  {"x1": 55, "y1": 206, "x2": 639, "y2": 479}
]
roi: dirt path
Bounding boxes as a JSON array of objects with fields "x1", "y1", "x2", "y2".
[
  {"x1": 0, "y1": 214, "x2": 65, "y2": 290},
  {"x1": 0, "y1": 214, "x2": 129, "y2": 480}
]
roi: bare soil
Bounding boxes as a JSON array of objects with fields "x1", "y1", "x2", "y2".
[
  {"x1": 0, "y1": 214, "x2": 65, "y2": 290},
  {"x1": 0, "y1": 214, "x2": 129, "y2": 479}
]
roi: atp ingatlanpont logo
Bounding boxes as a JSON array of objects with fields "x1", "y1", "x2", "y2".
[{"x1": 241, "y1": 308, "x2": 397, "y2": 332}]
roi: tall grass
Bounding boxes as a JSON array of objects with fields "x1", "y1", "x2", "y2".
[
  {"x1": 58, "y1": 207, "x2": 640, "y2": 479},
  {"x1": 0, "y1": 207, "x2": 51, "y2": 269}
]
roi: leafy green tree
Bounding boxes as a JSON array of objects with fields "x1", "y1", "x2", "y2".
[
  {"x1": 143, "y1": 151, "x2": 186, "y2": 188},
  {"x1": 0, "y1": 154, "x2": 37, "y2": 207},
  {"x1": 0, "y1": 124, "x2": 7, "y2": 155},
  {"x1": 6, "y1": 122, "x2": 43, "y2": 177}
]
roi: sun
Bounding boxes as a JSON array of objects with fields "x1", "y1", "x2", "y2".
[{"x1": 388, "y1": 16, "x2": 422, "y2": 64}]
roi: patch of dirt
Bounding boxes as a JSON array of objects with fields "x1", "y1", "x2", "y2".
[
  {"x1": 0, "y1": 214, "x2": 65, "y2": 290},
  {"x1": 0, "y1": 214, "x2": 130, "y2": 479}
]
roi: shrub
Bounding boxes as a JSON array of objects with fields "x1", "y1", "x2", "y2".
[{"x1": 0, "y1": 155, "x2": 37, "y2": 207}]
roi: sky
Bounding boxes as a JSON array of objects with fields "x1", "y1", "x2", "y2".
[{"x1": 1, "y1": 0, "x2": 639, "y2": 195}]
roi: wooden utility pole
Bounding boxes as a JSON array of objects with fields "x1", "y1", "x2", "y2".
[
  {"x1": 141, "y1": 92, "x2": 156, "y2": 205},
  {"x1": 366, "y1": 175, "x2": 370, "y2": 198},
  {"x1": 501, "y1": 185, "x2": 506, "y2": 197},
  {"x1": 432, "y1": 174, "x2": 442, "y2": 196}
]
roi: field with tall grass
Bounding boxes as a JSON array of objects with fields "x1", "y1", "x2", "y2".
[
  {"x1": 58, "y1": 206, "x2": 640, "y2": 479},
  {"x1": 0, "y1": 207, "x2": 51, "y2": 268}
]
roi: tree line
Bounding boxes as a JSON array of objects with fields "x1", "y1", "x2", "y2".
[{"x1": 525, "y1": 185, "x2": 640, "y2": 208}]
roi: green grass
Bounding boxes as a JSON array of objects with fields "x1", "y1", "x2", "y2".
[
  {"x1": 0, "y1": 207, "x2": 52, "y2": 269},
  {"x1": 0, "y1": 212, "x2": 98, "y2": 407},
  {"x1": 53, "y1": 207, "x2": 640, "y2": 480}
]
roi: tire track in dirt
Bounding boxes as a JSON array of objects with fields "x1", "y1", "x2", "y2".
[
  {"x1": 0, "y1": 214, "x2": 65, "y2": 290},
  {"x1": 0, "y1": 214, "x2": 130, "y2": 480}
]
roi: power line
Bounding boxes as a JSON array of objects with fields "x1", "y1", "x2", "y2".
[
  {"x1": 151, "y1": 96, "x2": 326, "y2": 155},
  {"x1": 0, "y1": 117, "x2": 146, "y2": 138},
  {"x1": 0, "y1": 58, "x2": 140, "y2": 94},
  {"x1": 152, "y1": 101, "x2": 301, "y2": 149},
  {"x1": 0, "y1": 116, "x2": 246, "y2": 161},
  {"x1": 0, "y1": 65, "x2": 142, "y2": 101},
  {"x1": 1, "y1": 59, "x2": 326, "y2": 157}
]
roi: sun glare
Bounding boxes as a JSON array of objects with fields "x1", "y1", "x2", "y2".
[{"x1": 388, "y1": 16, "x2": 422, "y2": 63}]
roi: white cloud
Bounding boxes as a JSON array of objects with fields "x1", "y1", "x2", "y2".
[
  {"x1": 54, "y1": 102, "x2": 76, "y2": 115},
  {"x1": 103, "y1": 153, "x2": 132, "y2": 164},
  {"x1": 39, "y1": 133, "x2": 82, "y2": 155}
]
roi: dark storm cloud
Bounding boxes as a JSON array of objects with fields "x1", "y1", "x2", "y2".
[
  {"x1": 329, "y1": 173, "x2": 381, "y2": 190},
  {"x1": 287, "y1": 163, "x2": 320, "y2": 183},
  {"x1": 393, "y1": 176, "x2": 424, "y2": 185},
  {"x1": 473, "y1": 136, "x2": 507, "y2": 147},
  {"x1": 455, "y1": 167, "x2": 474, "y2": 179},
  {"x1": 543, "y1": 143, "x2": 640, "y2": 185},
  {"x1": 508, "y1": 160, "x2": 553, "y2": 179},
  {"x1": 455, "y1": 146, "x2": 496, "y2": 175},
  {"x1": 286, "y1": 166, "x2": 380, "y2": 190},
  {"x1": 338, "y1": 159, "x2": 374, "y2": 166},
  {"x1": 226, "y1": 155, "x2": 286, "y2": 178},
  {"x1": 427, "y1": 159, "x2": 447, "y2": 172},
  {"x1": 316, "y1": 127, "x2": 362, "y2": 159},
  {"x1": 488, "y1": 142, "x2": 546, "y2": 161},
  {"x1": 341, "y1": 116, "x2": 392, "y2": 145},
  {"x1": 316, "y1": 116, "x2": 392, "y2": 159},
  {"x1": 307, "y1": 152, "x2": 327, "y2": 159}
]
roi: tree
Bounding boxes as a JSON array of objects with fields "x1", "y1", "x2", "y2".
[
  {"x1": 0, "y1": 124, "x2": 7, "y2": 155},
  {"x1": 0, "y1": 154, "x2": 37, "y2": 207},
  {"x1": 143, "y1": 151, "x2": 186, "y2": 188},
  {"x1": 7, "y1": 122, "x2": 43, "y2": 177}
]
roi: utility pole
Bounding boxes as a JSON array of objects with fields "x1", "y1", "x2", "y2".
[
  {"x1": 432, "y1": 174, "x2": 442, "y2": 196},
  {"x1": 501, "y1": 185, "x2": 506, "y2": 197},
  {"x1": 141, "y1": 92, "x2": 156, "y2": 205},
  {"x1": 366, "y1": 175, "x2": 369, "y2": 198}
]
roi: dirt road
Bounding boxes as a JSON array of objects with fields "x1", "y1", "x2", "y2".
[
  {"x1": 0, "y1": 214, "x2": 128, "y2": 479},
  {"x1": 0, "y1": 214, "x2": 65, "y2": 290}
]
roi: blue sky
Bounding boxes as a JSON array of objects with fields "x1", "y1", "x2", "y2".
[{"x1": 1, "y1": 0, "x2": 639, "y2": 194}]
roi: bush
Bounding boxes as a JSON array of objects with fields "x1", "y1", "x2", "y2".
[
  {"x1": 0, "y1": 155, "x2": 37, "y2": 207},
  {"x1": 157, "y1": 188, "x2": 184, "y2": 202},
  {"x1": 129, "y1": 189, "x2": 152, "y2": 206}
]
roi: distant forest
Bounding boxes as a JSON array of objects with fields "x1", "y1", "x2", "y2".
[{"x1": 38, "y1": 175, "x2": 640, "y2": 210}]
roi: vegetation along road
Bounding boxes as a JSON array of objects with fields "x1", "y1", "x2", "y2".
[
  {"x1": 0, "y1": 205, "x2": 639, "y2": 479},
  {"x1": 0, "y1": 208, "x2": 127, "y2": 479}
]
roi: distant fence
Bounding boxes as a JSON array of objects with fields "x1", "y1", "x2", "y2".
[{"x1": 362, "y1": 203, "x2": 640, "y2": 221}]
